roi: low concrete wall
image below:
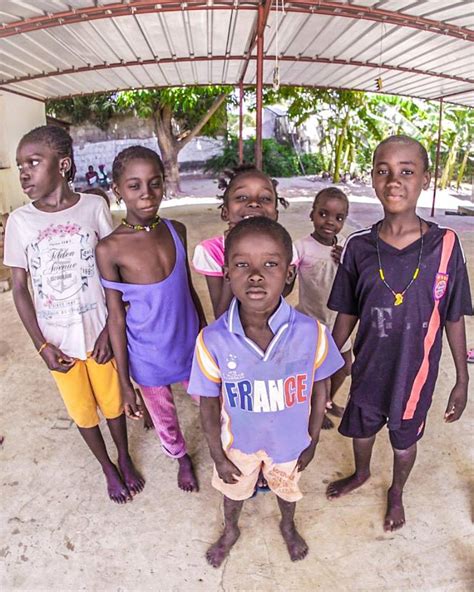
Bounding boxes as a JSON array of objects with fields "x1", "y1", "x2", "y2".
[{"x1": 70, "y1": 117, "x2": 224, "y2": 187}]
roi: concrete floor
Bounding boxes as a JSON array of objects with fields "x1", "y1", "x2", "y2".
[{"x1": 1, "y1": 197, "x2": 473, "y2": 591}]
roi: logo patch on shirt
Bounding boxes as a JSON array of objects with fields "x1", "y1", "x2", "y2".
[
  {"x1": 226, "y1": 354, "x2": 238, "y2": 370},
  {"x1": 433, "y1": 273, "x2": 449, "y2": 300}
]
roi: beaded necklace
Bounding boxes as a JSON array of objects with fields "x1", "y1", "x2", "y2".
[
  {"x1": 121, "y1": 215, "x2": 161, "y2": 232},
  {"x1": 375, "y1": 217, "x2": 423, "y2": 306}
]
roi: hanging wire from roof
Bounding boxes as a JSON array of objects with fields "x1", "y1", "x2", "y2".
[
  {"x1": 273, "y1": 0, "x2": 285, "y2": 91},
  {"x1": 376, "y1": 21, "x2": 385, "y2": 91}
]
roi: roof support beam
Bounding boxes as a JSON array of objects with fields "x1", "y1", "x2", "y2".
[
  {"x1": 431, "y1": 98, "x2": 443, "y2": 217},
  {"x1": 238, "y1": 0, "x2": 273, "y2": 84},
  {"x1": 238, "y1": 80, "x2": 244, "y2": 164},
  {"x1": 5, "y1": 79, "x2": 471, "y2": 109},
  {"x1": 1, "y1": 1, "x2": 472, "y2": 42},
  {"x1": 255, "y1": 1, "x2": 266, "y2": 169},
  {"x1": 284, "y1": 1, "x2": 473, "y2": 41},
  {"x1": 3, "y1": 54, "x2": 471, "y2": 88}
]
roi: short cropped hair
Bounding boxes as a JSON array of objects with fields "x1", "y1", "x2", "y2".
[
  {"x1": 313, "y1": 186, "x2": 349, "y2": 213},
  {"x1": 373, "y1": 135, "x2": 430, "y2": 171},
  {"x1": 112, "y1": 146, "x2": 165, "y2": 182},
  {"x1": 19, "y1": 125, "x2": 76, "y2": 182},
  {"x1": 225, "y1": 217, "x2": 293, "y2": 265}
]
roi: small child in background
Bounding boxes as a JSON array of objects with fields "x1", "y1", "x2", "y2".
[
  {"x1": 295, "y1": 187, "x2": 352, "y2": 429},
  {"x1": 193, "y1": 164, "x2": 293, "y2": 319},
  {"x1": 326, "y1": 135, "x2": 471, "y2": 531},
  {"x1": 96, "y1": 146, "x2": 206, "y2": 492},
  {"x1": 4, "y1": 125, "x2": 144, "y2": 504},
  {"x1": 189, "y1": 217, "x2": 344, "y2": 567}
]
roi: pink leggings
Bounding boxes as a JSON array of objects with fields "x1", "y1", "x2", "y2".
[{"x1": 139, "y1": 382, "x2": 190, "y2": 459}]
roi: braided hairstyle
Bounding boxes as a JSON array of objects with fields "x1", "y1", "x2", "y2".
[
  {"x1": 217, "y1": 163, "x2": 289, "y2": 213},
  {"x1": 19, "y1": 125, "x2": 76, "y2": 182},
  {"x1": 112, "y1": 145, "x2": 164, "y2": 182}
]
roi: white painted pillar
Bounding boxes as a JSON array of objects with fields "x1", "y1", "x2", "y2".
[{"x1": 0, "y1": 91, "x2": 46, "y2": 214}]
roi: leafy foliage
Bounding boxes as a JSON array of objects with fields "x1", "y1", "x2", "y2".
[
  {"x1": 47, "y1": 94, "x2": 116, "y2": 130},
  {"x1": 205, "y1": 137, "x2": 325, "y2": 177},
  {"x1": 47, "y1": 87, "x2": 233, "y2": 137},
  {"x1": 47, "y1": 86, "x2": 473, "y2": 188},
  {"x1": 264, "y1": 88, "x2": 473, "y2": 186}
]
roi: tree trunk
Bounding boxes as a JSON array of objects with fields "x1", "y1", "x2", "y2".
[
  {"x1": 456, "y1": 145, "x2": 471, "y2": 190},
  {"x1": 343, "y1": 142, "x2": 351, "y2": 174},
  {"x1": 440, "y1": 139, "x2": 458, "y2": 190},
  {"x1": 153, "y1": 104, "x2": 182, "y2": 196},
  {"x1": 152, "y1": 93, "x2": 229, "y2": 197},
  {"x1": 333, "y1": 112, "x2": 350, "y2": 183},
  {"x1": 447, "y1": 151, "x2": 458, "y2": 188}
]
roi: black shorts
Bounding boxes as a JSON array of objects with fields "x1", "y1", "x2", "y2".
[{"x1": 339, "y1": 398, "x2": 428, "y2": 450}]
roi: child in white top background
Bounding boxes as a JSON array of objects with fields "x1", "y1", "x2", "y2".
[{"x1": 295, "y1": 187, "x2": 352, "y2": 429}]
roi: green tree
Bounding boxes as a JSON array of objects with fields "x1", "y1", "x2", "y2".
[
  {"x1": 263, "y1": 88, "x2": 383, "y2": 180},
  {"x1": 48, "y1": 87, "x2": 232, "y2": 196},
  {"x1": 264, "y1": 88, "x2": 473, "y2": 188},
  {"x1": 439, "y1": 105, "x2": 474, "y2": 190}
]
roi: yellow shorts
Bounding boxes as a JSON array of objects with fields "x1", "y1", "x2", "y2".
[
  {"x1": 212, "y1": 448, "x2": 302, "y2": 503},
  {"x1": 51, "y1": 356, "x2": 123, "y2": 428}
]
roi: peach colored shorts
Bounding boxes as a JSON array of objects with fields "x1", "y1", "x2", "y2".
[{"x1": 212, "y1": 448, "x2": 302, "y2": 502}]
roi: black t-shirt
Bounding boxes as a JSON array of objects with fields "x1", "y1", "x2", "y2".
[{"x1": 328, "y1": 221, "x2": 472, "y2": 429}]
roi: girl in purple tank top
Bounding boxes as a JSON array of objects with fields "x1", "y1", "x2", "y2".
[{"x1": 96, "y1": 146, "x2": 206, "y2": 492}]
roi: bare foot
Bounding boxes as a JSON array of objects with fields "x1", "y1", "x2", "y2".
[
  {"x1": 118, "y1": 455, "x2": 145, "y2": 496},
  {"x1": 327, "y1": 402, "x2": 345, "y2": 418},
  {"x1": 142, "y1": 408, "x2": 154, "y2": 431},
  {"x1": 103, "y1": 464, "x2": 132, "y2": 504},
  {"x1": 322, "y1": 415, "x2": 334, "y2": 429},
  {"x1": 177, "y1": 454, "x2": 199, "y2": 492},
  {"x1": 280, "y1": 521, "x2": 308, "y2": 561},
  {"x1": 326, "y1": 472, "x2": 370, "y2": 499},
  {"x1": 206, "y1": 526, "x2": 240, "y2": 568},
  {"x1": 384, "y1": 487, "x2": 406, "y2": 531}
]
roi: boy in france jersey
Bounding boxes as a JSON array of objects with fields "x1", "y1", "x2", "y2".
[{"x1": 188, "y1": 217, "x2": 344, "y2": 567}]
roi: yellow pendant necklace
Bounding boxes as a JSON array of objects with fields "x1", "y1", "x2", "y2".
[{"x1": 376, "y1": 217, "x2": 423, "y2": 306}]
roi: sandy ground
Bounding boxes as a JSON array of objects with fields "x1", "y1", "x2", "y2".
[{"x1": 1, "y1": 183, "x2": 473, "y2": 591}]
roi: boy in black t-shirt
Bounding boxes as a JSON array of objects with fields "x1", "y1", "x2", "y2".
[{"x1": 326, "y1": 135, "x2": 471, "y2": 531}]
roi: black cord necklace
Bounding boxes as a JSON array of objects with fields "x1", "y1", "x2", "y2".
[{"x1": 375, "y1": 217, "x2": 423, "y2": 306}]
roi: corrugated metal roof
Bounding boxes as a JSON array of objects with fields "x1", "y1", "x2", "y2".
[{"x1": 0, "y1": 1, "x2": 473, "y2": 106}]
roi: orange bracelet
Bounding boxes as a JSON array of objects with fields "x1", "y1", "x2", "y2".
[{"x1": 38, "y1": 342, "x2": 49, "y2": 355}]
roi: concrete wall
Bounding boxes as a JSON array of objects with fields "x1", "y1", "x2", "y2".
[
  {"x1": 70, "y1": 116, "x2": 224, "y2": 187},
  {"x1": 0, "y1": 92, "x2": 46, "y2": 213}
]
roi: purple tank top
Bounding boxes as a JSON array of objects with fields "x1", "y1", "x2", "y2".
[{"x1": 101, "y1": 219, "x2": 199, "y2": 386}]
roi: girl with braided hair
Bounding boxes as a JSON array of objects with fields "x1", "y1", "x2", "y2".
[
  {"x1": 192, "y1": 164, "x2": 295, "y2": 319},
  {"x1": 4, "y1": 125, "x2": 144, "y2": 504}
]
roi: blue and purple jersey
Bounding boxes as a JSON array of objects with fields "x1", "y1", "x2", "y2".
[
  {"x1": 328, "y1": 221, "x2": 472, "y2": 430},
  {"x1": 188, "y1": 297, "x2": 344, "y2": 463}
]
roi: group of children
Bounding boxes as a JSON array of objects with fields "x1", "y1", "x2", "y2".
[{"x1": 3, "y1": 126, "x2": 471, "y2": 568}]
